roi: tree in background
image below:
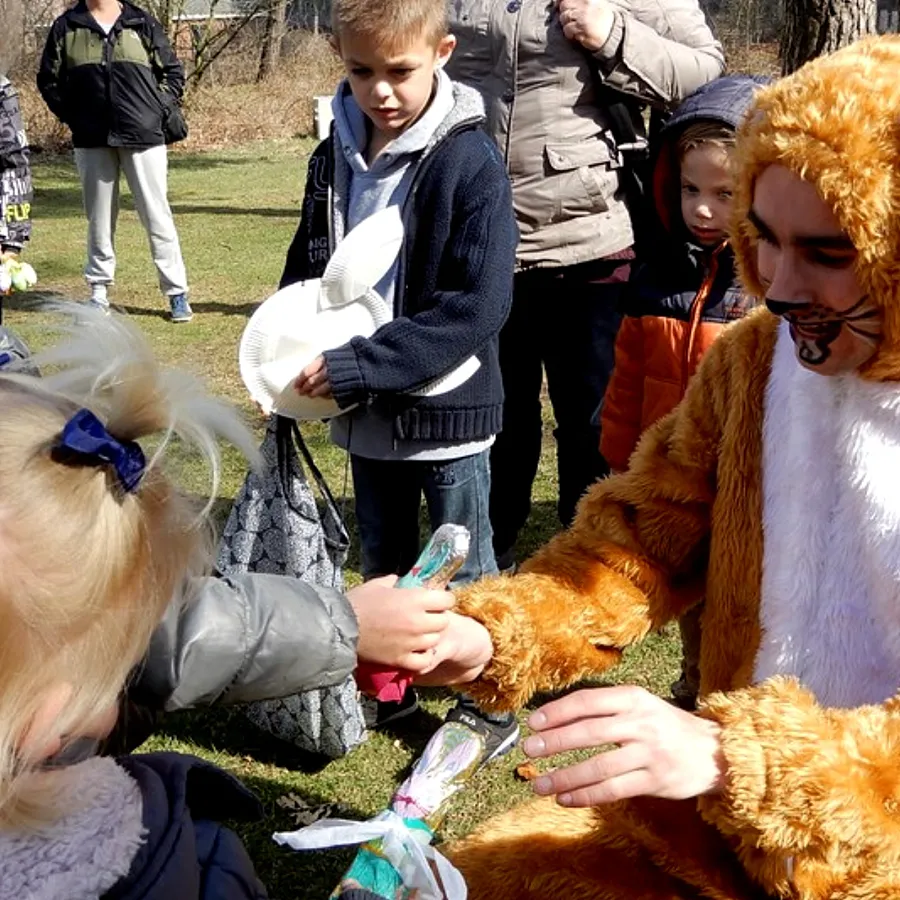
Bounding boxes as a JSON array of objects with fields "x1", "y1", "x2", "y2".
[
  {"x1": 143, "y1": 0, "x2": 190, "y2": 33},
  {"x1": 257, "y1": 0, "x2": 287, "y2": 81},
  {"x1": 702, "y1": 0, "x2": 782, "y2": 44},
  {"x1": 781, "y1": 0, "x2": 877, "y2": 73},
  {"x1": 0, "y1": 0, "x2": 24, "y2": 75},
  {"x1": 142, "y1": 0, "x2": 273, "y2": 85}
]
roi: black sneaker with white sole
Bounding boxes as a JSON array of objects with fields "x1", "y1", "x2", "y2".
[{"x1": 445, "y1": 699, "x2": 520, "y2": 770}]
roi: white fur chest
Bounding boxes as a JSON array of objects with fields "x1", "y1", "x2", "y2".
[{"x1": 755, "y1": 321, "x2": 900, "y2": 707}]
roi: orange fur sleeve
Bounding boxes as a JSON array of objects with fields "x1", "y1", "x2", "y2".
[
  {"x1": 454, "y1": 320, "x2": 744, "y2": 712},
  {"x1": 698, "y1": 678, "x2": 900, "y2": 898}
]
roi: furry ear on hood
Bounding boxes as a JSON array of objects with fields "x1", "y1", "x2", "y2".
[{"x1": 731, "y1": 35, "x2": 900, "y2": 382}]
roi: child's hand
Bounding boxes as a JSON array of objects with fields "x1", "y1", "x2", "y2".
[
  {"x1": 348, "y1": 576, "x2": 455, "y2": 672},
  {"x1": 294, "y1": 355, "x2": 333, "y2": 399},
  {"x1": 413, "y1": 612, "x2": 494, "y2": 686}
]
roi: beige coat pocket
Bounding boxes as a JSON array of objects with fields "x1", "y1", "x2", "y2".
[{"x1": 541, "y1": 138, "x2": 621, "y2": 225}]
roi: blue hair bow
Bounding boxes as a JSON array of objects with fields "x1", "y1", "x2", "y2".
[{"x1": 57, "y1": 408, "x2": 146, "y2": 494}]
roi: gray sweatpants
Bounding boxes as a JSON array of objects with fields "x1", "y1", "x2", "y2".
[{"x1": 74, "y1": 145, "x2": 188, "y2": 297}]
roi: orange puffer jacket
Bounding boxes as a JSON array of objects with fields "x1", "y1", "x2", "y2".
[
  {"x1": 600, "y1": 241, "x2": 753, "y2": 472},
  {"x1": 600, "y1": 74, "x2": 767, "y2": 472}
]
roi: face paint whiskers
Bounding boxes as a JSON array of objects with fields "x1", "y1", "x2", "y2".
[{"x1": 765, "y1": 296, "x2": 881, "y2": 366}]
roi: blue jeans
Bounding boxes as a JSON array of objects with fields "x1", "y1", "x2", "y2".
[{"x1": 351, "y1": 450, "x2": 497, "y2": 585}]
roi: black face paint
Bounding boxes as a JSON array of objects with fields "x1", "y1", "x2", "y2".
[
  {"x1": 766, "y1": 297, "x2": 836, "y2": 365},
  {"x1": 765, "y1": 298, "x2": 808, "y2": 317},
  {"x1": 765, "y1": 295, "x2": 881, "y2": 368}
]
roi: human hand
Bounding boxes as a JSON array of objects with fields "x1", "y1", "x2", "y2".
[
  {"x1": 348, "y1": 575, "x2": 455, "y2": 672},
  {"x1": 413, "y1": 611, "x2": 494, "y2": 686},
  {"x1": 294, "y1": 355, "x2": 332, "y2": 398},
  {"x1": 557, "y1": 0, "x2": 617, "y2": 52},
  {"x1": 522, "y1": 685, "x2": 725, "y2": 806}
]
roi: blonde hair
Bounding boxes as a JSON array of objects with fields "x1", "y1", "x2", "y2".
[
  {"x1": 331, "y1": 0, "x2": 448, "y2": 51},
  {"x1": 0, "y1": 309, "x2": 256, "y2": 828},
  {"x1": 676, "y1": 120, "x2": 736, "y2": 162}
]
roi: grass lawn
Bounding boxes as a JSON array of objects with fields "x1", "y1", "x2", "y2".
[{"x1": 4, "y1": 142, "x2": 681, "y2": 899}]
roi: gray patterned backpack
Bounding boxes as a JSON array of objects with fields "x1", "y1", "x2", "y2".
[{"x1": 216, "y1": 415, "x2": 366, "y2": 758}]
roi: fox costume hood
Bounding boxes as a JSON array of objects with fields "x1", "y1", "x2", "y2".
[
  {"x1": 448, "y1": 36, "x2": 900, "y2": 900},
  {"x1": 733, "y1": 37, "x2": 900, "y2": 382}
]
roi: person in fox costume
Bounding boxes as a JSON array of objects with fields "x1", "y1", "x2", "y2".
[{"x1": 446, "y1": 35, "x2": 900, "y2": 900}]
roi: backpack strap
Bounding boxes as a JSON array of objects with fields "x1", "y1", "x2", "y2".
[
  {"x1": 590, "y1": 76, "x2": 671, "y2": 255},
  {"x1": 274, "y1": 415, "x2": 350, "y2": 553}
]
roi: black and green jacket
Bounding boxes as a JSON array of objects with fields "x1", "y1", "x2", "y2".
[{"x1": 37, "y1": 0, "x2": 184, "y2": 150}]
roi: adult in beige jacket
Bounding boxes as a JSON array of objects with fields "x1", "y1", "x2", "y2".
[{"x1": 447, "y1": 0, "x2": 723, "y2": 569}]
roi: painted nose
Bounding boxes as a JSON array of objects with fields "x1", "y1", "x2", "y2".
[{"x1": 765, "y1": 297, "x2": 811, "y2": 317}]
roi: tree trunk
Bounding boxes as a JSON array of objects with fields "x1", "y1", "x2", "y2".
[
  {"x1": 781, "y1": 0, "x2": 877, "y2": 74},
  {"x1": 257, "y1": 0, "x2": 288, "y2": 82},
  {"x1": 0, "y1": 0, "x2": 24, "y2": 74}
]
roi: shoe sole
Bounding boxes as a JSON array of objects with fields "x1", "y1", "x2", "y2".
[{"x1": 170, "y1": 315, "x2": 193, "y2": 323}]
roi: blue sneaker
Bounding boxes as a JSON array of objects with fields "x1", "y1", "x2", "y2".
[{"x1": 169, "y1": 293, "x2": 193, "y2": 323}]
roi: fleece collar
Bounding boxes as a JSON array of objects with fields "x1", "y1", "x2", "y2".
[
  {"x1": 333, "y1": 69, "x2": 458, "y2": 176},
  {"x1": 0, "y1": 757, "x2": 144, "y2": 900}
]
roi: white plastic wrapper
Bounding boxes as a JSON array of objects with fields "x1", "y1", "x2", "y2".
[{"x1": 273, "y1": 810, "x2": 467, "y2": 900}]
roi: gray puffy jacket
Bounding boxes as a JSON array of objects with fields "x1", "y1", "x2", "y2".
[
  {"x1": 446, "y1": 0, "x2": 724, "y2": 268},
  {"x1": 136, "y1": 573, "x2": 358, "y2": 712}
]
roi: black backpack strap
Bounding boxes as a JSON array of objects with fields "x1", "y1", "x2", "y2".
[
  {"x1": 598, "y1": 84, "x2": 650, "y2": 154},
  {"x1": 288, "y1": 417, "x2": 350, "y2": 550},
  {"x1": 591, "y1": 77, "x2": 671, "y2": 255}
]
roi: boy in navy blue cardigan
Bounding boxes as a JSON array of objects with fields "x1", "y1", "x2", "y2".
[{"x1": 282, "y1": 0, "x2": 517, "y2": 754}]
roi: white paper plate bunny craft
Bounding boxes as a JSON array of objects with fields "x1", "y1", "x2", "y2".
[{"x1": 239, "y1": 205, "x2": 480, "y2": 421}]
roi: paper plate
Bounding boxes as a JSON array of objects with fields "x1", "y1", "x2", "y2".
[
  {"x1": 239, "y1": 207, "x2": 403, "y2": 420},
  {"x1": 240, "y1": 282, "x2": 387, "y2": 419},
  {"x1": 239, "y1": 205, "x2": 482, "y2": 420}
]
